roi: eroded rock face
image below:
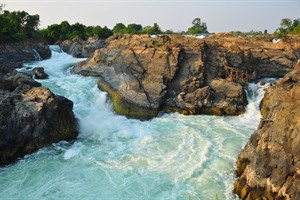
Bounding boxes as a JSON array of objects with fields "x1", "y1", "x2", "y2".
[
  {"x1": 72, "y1": 34, "x2": 299, "y2": 119},
  {"x1": 0, "y1": 40, "x2": 51, "y2": 63},
  {"x1": 234, "y1": 60, "x2": 300, "y2": 199},
  {"x1": 0, "y1": 70, "x2": 78, "y2": 166},
  {"x1": 60, "y1": 36, "x2": 108, "y2": 58}
]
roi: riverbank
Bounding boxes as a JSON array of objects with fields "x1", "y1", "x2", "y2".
[
  {"x1": 234, "y1": 60, "x2": 300, "y2": 199},
  {"x1": 0, "y1": 41, "x2": 78, "y2": 166}
]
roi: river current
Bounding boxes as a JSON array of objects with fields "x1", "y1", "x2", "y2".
[{"x1": 0, "y1": 46, "x2": 273, "y2": 200}]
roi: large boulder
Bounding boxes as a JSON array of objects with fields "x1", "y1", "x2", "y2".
[
  {"x1": 72, "y1": 34, "x2": 300, "y2": 120},
  {"x1": 234, "y1": 60, "x2": 300, "y2": 199},
  {"x1": 74, "y1": 35, "x2": 182, "y2": 119},
  {"x1": 60, "y1": 36, "x2": 108, "y2": 58},
  {"x1": 0, "y1": 70, "x2": 78, "y2": 166},
  {"x1": 32, "y1": 67, "x2": 49, "y2": 79}
]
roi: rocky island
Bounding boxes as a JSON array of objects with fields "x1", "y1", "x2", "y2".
[{"x1": 72, "y1": 34, "x2": 299, "y2": 120}]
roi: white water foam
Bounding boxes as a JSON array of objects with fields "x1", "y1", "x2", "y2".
[
  {"x1": 2, "y1": 45, "x2": 272, "y2": 200},
  {"x1": 272, "y1": 38, "x2": 281, "y2": 43}
]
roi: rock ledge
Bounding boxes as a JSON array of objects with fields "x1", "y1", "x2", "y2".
[{"x1": 234, "y1": 60, "x2": 300, "y2": 199}]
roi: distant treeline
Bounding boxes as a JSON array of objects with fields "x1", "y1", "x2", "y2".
[
  {"x1": 41, "y1": 21, "x2": 164, "y2": 43},
  {"x1": 0, "y1": 4, "x2": 299, "y2": 43},
  {"x1": 0, "y1": 5, "x2": 208, "y2": 42},
  {"x1": 41, "y1": 18, "x2": 208, "y2": 43},
  {"x1": 230, "y1": 18, "x2": 300, "y2": 38}
]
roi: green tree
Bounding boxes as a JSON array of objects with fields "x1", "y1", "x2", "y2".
[
  {"x1": 0, "y1": 4, "x2": 5, "y2": 14},
  {"x1": 280, "y1": 18, "x2": 292, "y2": 30},
  {"x1": 0, "y1": 14, "x2": 10, "y2": 40},
  {"x1": 85, "y1": 25, "x2": 96, "y2": 37},
  {"x1": 192, "y1": 17, "x2": 201, "y2": 26},
  {"x1": 126, "y1": 23, "x2": 142, "y2": 34},
  {"x1": 187, "y1": 18, "x2": 208, "y2": 34},
  {"x1": 68, "y1": 22, "x2": 86, "y2": 39},
  {"x1": 142, "y1": 23, "x2": 162, "y2": 34},
  {"x1": 90, "y1": 26, "x2": 102, "y2": 37},
  {"x1": 276, "y1": 18, "x2": 300, "y2": 36},
  {"x1": 98, "y1": 26, "x2": 113, "y2": 38},
  {"x1": 291, "y1": 18, "x2": 300, "y2": 34},
  {"x1": 24, "y1": 14, "x2": 39, "y2": 37},
  {"x1": 43, "y1": 23, "x2": 62, "y2": 42},
  {"x1": 164, "y1": 29, "x2": 174, "y2": 34},
  {"x1": 113, "y1": 23, "x2": 126, "y2": 35},
  {"x1": 0, "y1": 9, "x2": 40, "y2": 41},
  {"x1": 60, "y1": 21, "x2": 70, "y2": 34}
]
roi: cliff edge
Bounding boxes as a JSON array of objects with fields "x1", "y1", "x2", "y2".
[
  {"x1": 72, "y1": 34, "x2": 299, "y2": 120},
  {"x1": 234, "y1": 60, "x2": 300, "y2": 199}
]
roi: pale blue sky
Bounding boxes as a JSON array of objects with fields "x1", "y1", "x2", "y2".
[{"x1": 2, "y1": 0, "x2": 299, "y2": 33}]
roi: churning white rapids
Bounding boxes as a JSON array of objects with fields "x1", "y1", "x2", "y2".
[{"x1": 0, "y1": 46, "x2": 274, "y2": 200}]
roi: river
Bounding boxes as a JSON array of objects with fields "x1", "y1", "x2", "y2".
[{"x1": 0, "y1": 46, "x2": 273, "y2": 200}]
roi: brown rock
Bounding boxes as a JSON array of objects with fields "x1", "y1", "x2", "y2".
[
  {"x1": 72, "y1": 34, "x2": 300, "y2": 119},
  {"x1": 234, "y1": 60, "x2": 300, "y2": 199},
  {"x1": 60, "y1": 37, "x2": 108, "y2": 58}
]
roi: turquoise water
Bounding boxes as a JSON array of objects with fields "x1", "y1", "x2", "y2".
[{"x1": 0, "y1": 46, "x2": 271, "y2": 200}]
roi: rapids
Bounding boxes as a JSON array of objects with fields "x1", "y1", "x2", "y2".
[{"x1": 0, "y1": 46, "x2": 274, "y2": 200}]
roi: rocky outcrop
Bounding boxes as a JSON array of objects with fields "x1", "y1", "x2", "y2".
[
  {"x1": 32, "y1": 67, "x2": 49, "y2": 79},
  {"x1": 0, "y1": 40, "x2": 51, "y2": 77},
  {"x1": 0, "y1": 40, "x2": 51, "y2": 63},
  {"x1": 72, "y1": 34, "x2": 299, "y2": 119},
  {"x1": 60, "y1": 36, "x2": 108, "y2": 58},
  {"x1": 234, "y1": 60, "x2": 300, "y2": 199},
  {"x1": 0, "y1": 70, "x2": 78, "y2": 166},
  {"x1": 0, "y1": 40, "x2": 77, "y2": 166}
]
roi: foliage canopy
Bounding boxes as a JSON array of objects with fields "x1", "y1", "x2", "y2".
[
  {"x1": 276, "y1": 18, "x2": 300, "y2": 36},
  {"x1": 41, "y1": 21, "x2": 113, "y2": 43},
  {"x1": 187, "y1": 18, "x2": 208, "y2": 35},
  {"x1": 0, "y1": 7, "x2": 40, "y2": 41}
]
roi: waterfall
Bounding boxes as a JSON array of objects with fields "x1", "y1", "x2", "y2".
[
  {"x1": 49, "y1": 45, "x2": 63, "y2": 53},
  {"x1": 32, "y1": 49, "x2": 42, "y2": 61},
  {"x1": 6, "y1": 45, "x2": 272, "y2": 200}
]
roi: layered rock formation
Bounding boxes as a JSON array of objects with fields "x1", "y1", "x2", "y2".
[
  {"x1": 0, "y1": 69, "x2": 78, "y2": 166},
  {"x1": 60, "y1": 36, "x2": 108, "y2": 58},
  {"x1": 72, "y1": 34, "x2": 299, "y2": 119},
  {"x1": 0, "y1": 40, "x2": 51, "y2": 63},
  {"x1": 234, "y1": 60, "x2": 300, "y2": 199},
  {"x1": 0, "y1": 41, "x2": 78, "y2": 166}
]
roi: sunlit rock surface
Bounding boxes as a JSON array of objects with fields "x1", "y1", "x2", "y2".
[
  {"x1": 72, "y1": 34, "x2": 299, "y2": 119},
  {"x1": 234, "y1": 60, "x2": 300, "y2": 199}
]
